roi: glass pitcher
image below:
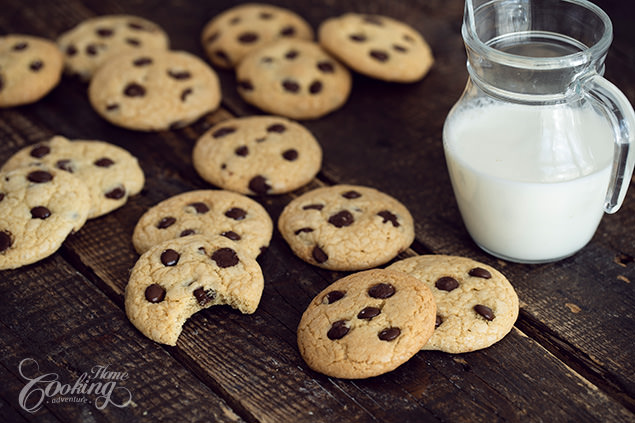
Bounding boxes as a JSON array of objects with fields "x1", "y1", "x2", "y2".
[{"x1": 443, "y1": 0, "x2": 635, "y2": 263}]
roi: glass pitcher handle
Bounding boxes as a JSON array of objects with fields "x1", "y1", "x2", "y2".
[{"x1": 583, "y1": 75, "x2": 635, "y2": 214}]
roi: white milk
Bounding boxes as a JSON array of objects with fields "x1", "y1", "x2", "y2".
[{"x1": 443, "y1": 101, "x2": 614, "y2": 262}]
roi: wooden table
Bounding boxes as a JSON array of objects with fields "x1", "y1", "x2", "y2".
[{"x1": 1, "y1": 0, "x2": 633, "y2": 422}]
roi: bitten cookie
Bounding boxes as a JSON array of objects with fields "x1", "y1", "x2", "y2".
[
  {"x1": 297, "y1": 269, "x2": 436, "y2": 379},
  {"x1": 0, "y1": 34, "x2": 64, "y2": 107},
  {"x1": 57, "y1": 14, "x2": 169, "y2": 80},
  {"x1": 1, "y1": 136, "x2": 144, "y2": 218},
  {"x1": 132, "y1": 190, "x2": 273, "y2": 259},
  {"x1": 125, "y1": 234, "x2": 264, "y2": 345},
  {"x1": 318, "y1": 13, "x2": 434, "y2": 83},
  {"x1": 387, "y1": 255, "x2": 519, "y2": 353},
  {"x1": 192, "y1": 116, "x2": 322, "y2": 195},
  {"x1": 236, "y1": 39, "x2": 351, "y2": 120},
  {"x1": 278, "y1": 184, "x2": 414, "y2": 271},
  {"x1": 201, "y1": 3, "x2": 314, "y2": 69},
  {"x1": 0, "y1": 164, "x2": 90, "y2": 270},
  {"x1": 88, "y1": 49, "x2": 221, "y2": 131}
]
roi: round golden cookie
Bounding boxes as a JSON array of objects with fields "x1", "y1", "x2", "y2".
[
  {"x1": 132, "y1": 190, "x2": 273, "y2": 259},
  {"x1": 297, "y1": 269, "x2": 436, "y2": 379},
  {"x1": 0, "y1": 164, "x2": 90, "y2": 270},
  {"x1": 278, "y1": 184, "x2": 414, "y2": 271},
  {"x1": 201, "y1": 3, "x2": 314, "y2": 69},
  {"x1": 1, "y1": 136, "x2": 144, "y2": 219},
  {"x1": 56, "y1": 14, "x2": 169, "y2": 80},
  {"x1": 236, "y1": 39, "x2": 352, "y2": 120},
  {"x1": 192, "y1": 116, "x2": 322, "y2": 195},
  {"x1": 0, "y1": 34, "x2": 64, "y2": 107},
  {"x1": 387, "y1": 255, "x2": 519, "y2": 353},
  {"x1": 88, "y1": 49, "x2": 221, "y2": 131},
  {"x1": 125, "y1": 234, "x2": 264, "y2": 345},
  {"x1": 318, "y1": 13, "x2": 434, "y2": 83}
]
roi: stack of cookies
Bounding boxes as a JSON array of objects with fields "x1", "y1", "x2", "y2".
[{"x1": 0, "y1": 135, "x2": 144, "y2": 270}]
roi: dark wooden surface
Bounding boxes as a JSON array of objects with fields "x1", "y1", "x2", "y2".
[{"x1": 1, "y1": 1, "x2": 633, "y2": 422}]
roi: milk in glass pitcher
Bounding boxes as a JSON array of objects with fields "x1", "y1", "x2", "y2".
[{"x1": 443, "y1": 0, "x2": 635, "y2": 263}]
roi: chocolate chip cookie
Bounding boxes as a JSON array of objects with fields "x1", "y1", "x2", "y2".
[
  {"x1": 1, "y1": 136, "x2": 144, "y2": 218},
  {"x1": 387, "y1": 255, "x2": 519, "y2": 353},
  {"x1": 201, "y1": 3, "x2": 314, "y2": 69},
  {"x1": 88, "y1": 49, "x2": 221, "y2": 131},
  {"x1": 132, "y1": 189, "x2": 273, "y2": 259},
  {"x1": 57, "y1": 14, "x2": 169, "y2": 80},
  {"x1": 278, "y1": 184, "x2": 414, "y2": 270},
  {"x1": 0, "y1": 164, "x2": 90, "y2": 270},
  {"x1": 125, "y1": 234, "x2": 264, "y2": 345},
  {"x1": 0, "y1": 34, "x2": 64, "y2": 107},
  {"x1": 297, "y1": 269, "x2": 436, "y2": 378},
  {"x1": 236, "y1": 39, "x2": 352, "y2": 120},
  {"x1": 318, "y1": 13, "x2": 434, "y2": 83},
  {"x1": 192, "y1": 115, "x2": 322, "y2": 195}
]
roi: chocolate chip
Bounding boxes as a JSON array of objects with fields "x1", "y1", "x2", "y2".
[
  {"x1": 124, "y1": 83, "x2": 146, "y2": 97},
  {"x1": 474, "y1": 304, "x2": 495, "y2": 321},
  {"x1": 324, "y1": 290, "x2": 345, "y2": 304},
  {"x1": 349, "y1": 34, "x2": 367, "y2": 42},
  {"x1": 238, "y1": 32, "x2": 259, "y2": 43},
  {"x1": 225, "y1": 207, "x2": 246, "y2": 220},
  {"x1": 435, "y1": 276, "x2": 459, "y2": 292},
  {"x1": 168, "y1": 70, "x2": 192, "y2": 80},
  {"x1": 364, "y1": 16, "x2": 384, "y2": 25},
  {"x1": 126, "y1": 38, "x2": 141, "y2": 46},
  {"x1": 261, "y1": 57, "x2": 274, "y2": 64},
  {"x1": 435, "y1": 315, "x2": 443, "y2": 328},
  {"x1": 328, "y1": 210, "x2": 354, "y2": 228},
  {"x1": 30, "y1": 206, "x2": 51, "y2": 219},
  {"x1": 211, "y1": 247, "x2": 239, "y2": 268},
  {"x1": 193, "y1": 287, "x2": 216, "y2": 306},
  {"x1": 30, "y1": 145, "x2": 50, "y2": 158},
  {"x1": 106, "y1": 103, "x2": 119, "y2": 111},
  {"x1": 280, "y1": 26, "x2": 296, "y2": 36},
  {"x1": 327, "y1": 320, "x2": 349, "y2": 340},
  {"x1": 342, "y1": 190, "x2": 361, "y2": 199},
  {"x1": 469, "y1": 267, "x2": 492, "y2": 279},
  {"x1": 370, "y1": 50, "x2": 389, "y2": 62},
  {"x1": 27, "y1": 170, "x2": 53, "y2": 183},
  {"x1": 128, "y1": 21, "x2": 147, "y2": 30},
  {"x1": 282, "y1": 79, "x2": 300, "y2": 93},
  {"x1": 86, "y1": 44, "x2": 99, "y2": 56},
  {"x1": 266, "y1": 123, "x2": 286, "y2": 133},
  {"x1": 393, "y1": 44, "x2": 408, "y2": 52},
  {"x1": 96, "y1": 28, "x2": 114, "y2": 37},
  {"x1": 221, "y1": 231, "x2": 241, "y2": 241},
  {"x1": 94, "y1": 157, "x2": 114, "y2": 167},
  {"x1": 0, "y1": 230, "x2": 12, "y2": 252},
  {"x1": 285, "y1": 49, "x2": 299, "y2": 59},
  {"x1": 358, "y1": 306, "x2": 381, "y2": 320},
  {"x1": 161, "y1": 249, "x2": 180, "y2": 266},
  {"x1": 157, "y1": 216, "x2": 176, "y2": 229},
  {"x1": 377, "y1": 210, "x2": 400, "y2": 227},
  {"x1": 213, "y1": 126, "x2": 236, "y2": 138},
  {"x1": 66, "y1": 45, "x2": 77, "y2": 56},
  {"x1": 189, "y1": 202, "x2": 209, "y2": 214},
  {"x1": 145, "y1": 284, "x2": 165, "y2": 303},
  {"x1": 180, "y1": 229, "x2": 195, "y2": 237},
  {"x1": 260, "y1": 12, "x2": 273, "y2": 19},
  {"x1": 249, "y1": 175, "x2": 271, "y2": 194},
  {"x1": 229, "y1": 17, "x2": 241, "y2": 25},
  {"x1": 403, "y1": 34, "x2": 415, "y2": 43},
  {"x1": 302, "y1": 204, "x2": 323, "y2": 211},
  {"x1": 30, "y1": 61, "x2": 43, "y2": 72},
  {"x1": 312, "y1": 246, "x2": 328, "y2": 263},
  {"x1": 206, "y1": 31, "x2": 220, "y2": 44},
  {"x1": 235, "y1": 145, "x2": 249, "y2": 156},
  {"x1": 180, "y1": 88, "x2": 193, "y2": 102},
  {"x1": 368, "y1": 283, "x2": 395, "y2": 299},
  {"x1": 378, "y1": 327, "x2": 401, "y2": 341},
  {"x1": 317, "y1": 61, "x2": 335, "y2": 73},
  {"x1": 13, "y1": 41, "x2": 28, "y2": 51},
  {"x1": 0, "y1": 193, "x2": 4, "y2": 202},
  {"x1": 105, "y1": 186, "x2": 125, "y2": 199},
  {"x1": 282, "y1": 149, "x2": 298, "y2": 161},
  {"x1": 309, "y1": 81, "x2": 322, "y2": 94},
  {"x1": 237, "y1": 79, "x2": 254, "y2": 91},
  {"x1": 133, "y1": 57, "x2": 153, "y2": 66},
  {"x1": 56, "y1": 159, "x2": 73, "y2": 173}
]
